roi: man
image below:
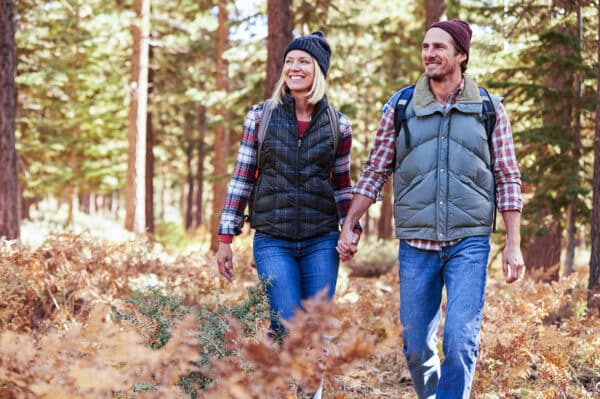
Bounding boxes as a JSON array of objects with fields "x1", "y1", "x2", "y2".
[{"x1": 338, "y1": 20, "x2": 525, "y2": 398}]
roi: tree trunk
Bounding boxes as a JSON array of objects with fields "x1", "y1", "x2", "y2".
[
  {"x1": 377, "y1": 181, "x2": 393, "y2": 239},
  {"x1": 184, "y1": 113, "x2": 194, "y2": 230},
  {"x1": 587, "y1": 1, "x2": 600, "y2": 316},
  {"x1": 425, "y1": 0, "x2": 446, "y2": 29},
  {"x1": 565, "y1": 6, "x2": 584, "y2": 277},
  {"x1": 362, "y1": 113, "x2": 370, "y2": 237},
  {"x1": 125, "y1": 0, "x2": 150, "y2": 233},
  {"x1": 194, "y1": 104, "x2": 206, "y2": 227},
  {"x1": 210, "y1": 0, "x2": 230, "y2": 251},
  {"x1": 526, "y1": 22, "x2": 576, "y2": 282},
  {"x1": 0, "y1": 0, "x2": 19, "y2": 240},
  {"x1": 525, "y1": 208, "x2": 562, "y2": 282},
  {"x1": 145, "y1": 44, "x2": 155, "y2": 234},
  {"x1": 265, "y1": 0, "x2": 293, "y2": 99}
]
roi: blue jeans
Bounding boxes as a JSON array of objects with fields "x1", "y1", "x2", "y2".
[
  {"x1": 399, "y1": 236, "x2": 490, "y2": 399},
  {"x1": 253, "y1": 230, "x2": 340, "y2": 336}
]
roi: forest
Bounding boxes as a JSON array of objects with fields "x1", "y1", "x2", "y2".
[{"x1": 0, "y1": 0, "x2": 600, "y2": 398}]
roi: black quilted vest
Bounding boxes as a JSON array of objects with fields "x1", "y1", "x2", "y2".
[{"x1": 250, "y1": 94, "x2": 339, "y2": 240}]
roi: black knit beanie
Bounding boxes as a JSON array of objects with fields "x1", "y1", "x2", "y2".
[
  {"x1": 283, "y1": 31, "x2": 331, "y2": 77},
  {"x1": 427, "y1": 19, "x2": 472, "y2": 62}
]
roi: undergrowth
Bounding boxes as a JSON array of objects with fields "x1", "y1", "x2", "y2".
[{"x1": 0, "y1": 233, "x2": 598, "y2": 398}]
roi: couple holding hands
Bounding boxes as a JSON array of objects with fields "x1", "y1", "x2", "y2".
[{"x1": 217, "y1": 20, "x2": 524, "y2": 399}]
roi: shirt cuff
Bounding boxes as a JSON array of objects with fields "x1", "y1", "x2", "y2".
[{"x1": 218, "y1": 234, "x2": 233, "y2": 244}]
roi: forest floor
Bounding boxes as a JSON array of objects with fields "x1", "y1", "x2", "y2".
[{"x1": 1, "y1": 209, "x2": 599, "y2": 398}]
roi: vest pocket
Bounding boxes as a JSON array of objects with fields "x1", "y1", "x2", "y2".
[
  {"x1": 456, "y1": 174, "x2": 492, "y2": 201},
  {"x1": 395, "y1": 174, "x2": 424, "y2": 203}
]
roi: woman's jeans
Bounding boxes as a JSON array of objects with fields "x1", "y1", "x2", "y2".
[
  {"x1": 399, "y1": 236, "x2": 490, "y2": 399},
  {"x1": 253, "y1": 230, "x2": 340, "y2": 336}
]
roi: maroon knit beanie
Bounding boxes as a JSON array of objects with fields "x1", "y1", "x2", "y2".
[{"x1": 427, "y1": 19, "x2": 472, "y2": 61}]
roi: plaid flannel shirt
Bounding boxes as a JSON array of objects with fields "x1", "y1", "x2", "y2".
[
  {"x1": 354, "y1": 81, "x2": 522, "y2": 251},
  {"x1": 218, "y1": 102, "x2": 356, "y2": 243}
]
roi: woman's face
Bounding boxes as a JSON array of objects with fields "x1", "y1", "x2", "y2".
[{"x1": 283, "y1": 50, "x2": 315, "y2": 95}]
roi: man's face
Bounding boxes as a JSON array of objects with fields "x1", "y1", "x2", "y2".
[{"x1": 421, "y1": 27, "x2": 467, "y2": 81}]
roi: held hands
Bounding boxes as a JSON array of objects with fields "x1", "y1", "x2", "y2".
[
  {"x1": 217, "y1": 242, "x2": 234, "y2": 281},
  {"x1": 336, "y1": 227, "x2": 360, "y2": 262},
  {"x1": 502, "y1": 242, "x2": 525, "y2": 284}
]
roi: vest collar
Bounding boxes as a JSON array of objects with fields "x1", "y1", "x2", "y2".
[
  {"x1": 281, "y1": 92, "x2": 329, "y2": 120},
  {"x1": 413, "y1": 74, "x2": 482, "y2": 116}
]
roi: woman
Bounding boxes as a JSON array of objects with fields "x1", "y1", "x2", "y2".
[{"x1": 217, "y1": 31, "x2": 360, "y2": 338}]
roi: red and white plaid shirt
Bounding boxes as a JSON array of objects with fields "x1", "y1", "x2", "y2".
[{"x1": 354, "y1": 80, "x2": 522, "y2": 251}]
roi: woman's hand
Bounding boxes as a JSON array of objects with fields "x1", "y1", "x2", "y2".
[
  {"x1": 217, "y1": 242, "x2": 234, "y2": 281},
  {"x1": 337, "y1": 227, "x2": 359, "y2": 262}
]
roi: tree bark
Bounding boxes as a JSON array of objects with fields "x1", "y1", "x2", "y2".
[
  {"x1": 525, "y1": 22, "x2": 575, "y2": 282},
  {"x1": 377, "y1": 181, "x2": 393, "y2": 239},
  {"x1": 194, "y1": 104, "x2": 206, "y2": 227},
  {"x1": 524, "y1": 208, "x2": 562, "y2": 282},
  {"x1": 565, "y1": 5, "x2": 584, "y2": 276},
  {"x1": 265, "y1": 0, "x2": 293, "y2": 99},
  {"x1": 0, "y1": 0, "x2": 19, "y2": 240},
  {"x1": 588, "y1": 1, "x2": 600, "y2": 316},
  {"x1": 210, "y1": 0, "x2": 230, "y2": 251},
  {"x1": 125, "y1": 0, "x2": 150, "y2": 233},
  {"x1": 184, "y1": 113, "x2": 194, "y2": 230},
  {"x1": 425, "y1": 0, "x2": 446, "y2": 29},
  {"x1": 145, "y1": 44, "x2": 154, "y2": 234}
]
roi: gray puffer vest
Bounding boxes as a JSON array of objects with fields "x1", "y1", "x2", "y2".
[
  {"x1": 250, "y1": 94, "x2": 339, "y2": 240},
  {"x1": 393, "y1": 74, "x2": 502, "y2": 241}
]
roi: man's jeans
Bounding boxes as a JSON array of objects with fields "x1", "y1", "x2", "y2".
[
  {"x1": 253, "y1": 231, "x2": 339, "y2": 335},
  {"x1": 399, "y1": 236, "x2": 490, "y2": 399}
]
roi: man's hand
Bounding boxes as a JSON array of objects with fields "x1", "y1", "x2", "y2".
[
  {"x1": 217, "y1": 242, "x2": 234, "y2": 281},
  {"x1": 501, "y1": 210, "x2": 524, "y2": 284},
  {"x1": 502, "y1": 243, "x2": 524, "y2": 284}
]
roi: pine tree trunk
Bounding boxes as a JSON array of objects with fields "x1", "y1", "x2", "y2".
[
  {"x1": 184, "y1": 114, "x2": 194, "y2": 230},
  {"x1": 525, "y1": 208, "x2": 561, "y2": 282},
  {"x1": 194, "y1": 104, "x2": 206, "y2": 227},
  {"x1": 587, "y1": 1, "x2": 600, "y2": 316},
  {"x1": 425, "y1": 0, "x2": 446, "y2": 29},
  {"x1": 525, "y1": 22, "x2": 576, "y2": 282},
  {"x1": 145, "y1": 44, "x2": 154, "y2": 234},
  {"x1": 0, "y1": 0, "x2": 19, "y2": 240},
  {"x1": 265, "y1": 0, "x2": 293, "y2": 99},
  {"x1": 210, "y1": 0, "x2": 230, "y2": 251},
  {"x1": 377, "y1": 182, "x2": 393, "y2": 239},
  {"x1": 125, "y1": 0, "x2": 150, "y2": 233},
  {"x1": 566, "y1": 6, "x2": 584, "y2": 277}
]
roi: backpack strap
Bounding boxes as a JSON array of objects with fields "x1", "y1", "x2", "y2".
[
  {"x1": 326, "y1": 104, "x2": 340, "y2": 155},
  {"x1": 255, "y1": 99, "x2": 275, "y2": 175},
  {"x1": 478, "y1": 86, "x2": 499, "y2": 232},
  {"x1": 393, "y1": 85, "x2": 416, "y2": 148}
]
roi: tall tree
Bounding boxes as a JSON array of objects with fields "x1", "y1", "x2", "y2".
[
  {"x1": 194, "y1": 103, "x2": 206, "y2": 227},
  {"x1": 145, "y1": 44, "x2": 155, "y2": 234},
  {"x1": 588, "y1": 0, "x2": 600, "y2": 315},
  {"x1": 566, "y1": 4, "x2": 584, "y2": 276},
  {"x1": 425, "y1": 0, "x2": 446, "y2": 28},
  {"x1": 0, "y1": 0, "x2": 19, "y2": 240},
  {"x1": 210, "y1": 0, "x2": 230, "y2": 251},
  {"x1": 125, "y1": 0, "x2": 151, "y2": 233},
  {"x1": 265, "y1": 0, "x2": 293, "y2": 99},
  {"x1": 377, "y1": 182, "x2": 393, "y2": 239}
]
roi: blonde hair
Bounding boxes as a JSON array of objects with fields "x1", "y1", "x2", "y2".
[{"x1": 270, "y1": 55, "x2": 327, "y2": 105}]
